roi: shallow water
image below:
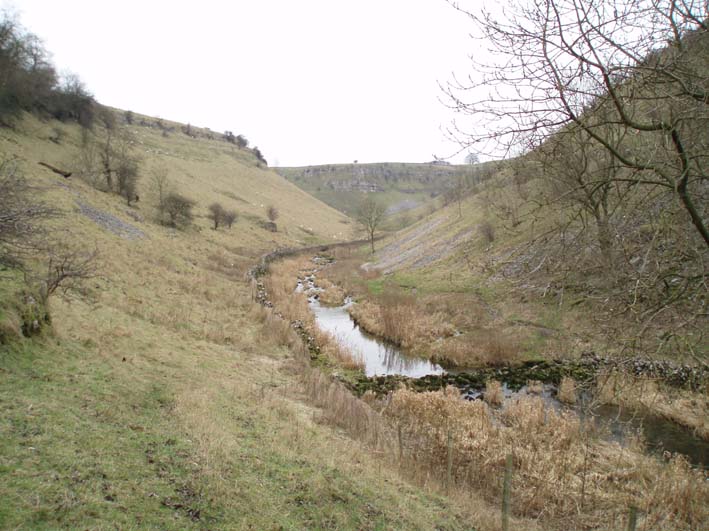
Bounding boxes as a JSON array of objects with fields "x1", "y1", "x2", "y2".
[
  {"x1": 591, "y1": 403, "x2": 708, "y2": 469},
  {"x1": 301, "y1": 278, "x2": 444, "y2": 378}
]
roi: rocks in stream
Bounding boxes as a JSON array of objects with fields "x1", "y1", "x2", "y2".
[{"x1": 348, "y1": 354, "x2": 708, "y2": 398}]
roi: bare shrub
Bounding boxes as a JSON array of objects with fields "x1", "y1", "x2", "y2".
[
  {"x1": 150, "y1": 165, "x2": 171, "y2": 224},
  {"x1": 484, "y1": 379, "x2": 503, "y2": 406},
  {"x1": 0, "y1": 159, "x2": 56, "y2": 266},
  {"x1": 163, "y1": 192, "x2": 195, "y2": 229},
  {"x1": 208, "y1": 202, "x2": 225, "y2": 230},
  {"x1": 223, "y1": 210, "x2": 237, "y2": 228},
  {"x1": 266, "y1": 205, "x2": 279, "y2": 222},
  {"x1": 78, "y1": 126, "x2": 141, "y2": 199},
  {"x1": 39, "y1": 247, "x2": 98, "y2": 303},
  {"x1": 478, "y1": 220, "x2": 495, "y2": 244}
]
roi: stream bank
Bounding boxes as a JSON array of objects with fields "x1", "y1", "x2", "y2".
[{"x1": 254, "y1": 251, "x2": 709, "y2": 468}]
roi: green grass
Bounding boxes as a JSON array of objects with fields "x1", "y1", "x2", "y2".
[
  {"x1": 0, "y1": 339, "x2": 197, "y2": 529},
  {"x1": 0, "y1": 112, "x2": 485, "y2": 530},
  {"x1": 0, "y1": 332, "x2": 473, "y2": 530}
]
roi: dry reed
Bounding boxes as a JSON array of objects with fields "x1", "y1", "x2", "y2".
[
  {"x1": 348, "y1": 295, "x2": 454, "y2": 353},
  {"x1": 558, "y1": 376, "x2": 577, "y2": 404},
  {"x1": 527, "y1": 379, "x2": 544, "y2": 394},
  {"x1": 484, "y1": 379, "x2": 504, "y2": 406},
  {"x1": 386, "y1": 386, "x2": 708, "y2": 530}
]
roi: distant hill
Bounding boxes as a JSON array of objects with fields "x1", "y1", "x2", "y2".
[{"x1": 276, "y1": 162, "x2": 475, "y2": 217}]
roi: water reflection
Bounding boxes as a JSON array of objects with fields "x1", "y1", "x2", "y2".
[{"x1": 309, "y1": 296, "x2": 444, "y2": 378}]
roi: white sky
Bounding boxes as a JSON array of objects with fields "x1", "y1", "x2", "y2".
[{"x1": 7, "y1": 0, "x2": 481, "y2": 166}]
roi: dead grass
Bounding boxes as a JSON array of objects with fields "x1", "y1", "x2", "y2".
[
  {"x1": 262, "y1": 255, "x2": 364, "y2": 371},
  {"x1": 558, "y1": 376, "x2": 577, "y2": 404},
  {"x1": 429, "y1": 329, "x2": 521, "y2": 367},
  {"x1": 386, "y1": 386, "x2": 709, "y2": 530},
  {"x1": 314, "y1": 276, "x2": 347, "y2": 306},
  {"x1": 312, "y1": 327, "x2": 364, "y2": 371},
  {"x1": 0, "y1": 112, "x2": 492, "y2": 531},
  {"x1": 527, "y1": 379, "x2": 544, "y2": 394},
  {"x1": 484, "y1": 379, "x2": 504, "y2": 406},
  {"x1": 348, "y1": 292, "x2": 455, "y2": 354}
]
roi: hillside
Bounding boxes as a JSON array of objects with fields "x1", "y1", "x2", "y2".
[
  {"x1": 276, "y1": 161, "x2": 483, "y2": 217},
  {"x1": 0, "y1": 114, "x2": 488, "y2": 529}
]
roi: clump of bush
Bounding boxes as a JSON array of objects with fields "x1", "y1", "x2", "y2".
[
  {"x1": 163, "y1": 192, "x2": 195, "y2": 229},
  {"x1": 207, "y1": 202, "x2": 238, "y2": 230},
  {"x1": 0, "y1": 13, "x2": 95, "y2": 128},
  {"x1": 478, "y1": 220, "x2": 495, "y2": 244}
]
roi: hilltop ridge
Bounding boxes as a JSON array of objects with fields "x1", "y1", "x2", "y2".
[{"x1": 276, "y1": 161, "x2": 493, "y2": 217}]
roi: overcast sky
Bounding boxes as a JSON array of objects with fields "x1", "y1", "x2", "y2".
[{"x1": 7, "y1": 0, "x2": 481, "y2": 166}]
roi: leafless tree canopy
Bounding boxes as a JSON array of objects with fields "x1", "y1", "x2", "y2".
[
  {"x1": 208, "y1": 202, "x2": 226, "y2": 230},
  {"x1": 445, "y1": 0, "x2": 709, "y2": 245},
  {"x1": 445, "y1": 0, "x2": 709, "y2": 358},
  {"x1": 0, "y1": 159, "x2": 56, "y2": 266},
  {"x1": 163, "y1": 192, "x2": 195, "y2": 229},
  {"x1": 355, "y1": 195, "x2": 387, "y2": 252},
  {"x1": 266, "y1": 205, "x2": 279, "y2": 223}
]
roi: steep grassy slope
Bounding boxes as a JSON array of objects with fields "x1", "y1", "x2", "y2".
[
  {"x1": 4, "y1": 112, "x2": 352, "y2": 245},
  {"x1": 0, "y1": 115, "x2": 487, "y2": 529},
  {"x1": 276, "y1": 162, "x2": 474, "y2": 217}
]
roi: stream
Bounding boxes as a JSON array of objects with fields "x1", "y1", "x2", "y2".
[
  {"x1": 297, "y1": 276, "x2": 444, "y2": 378},
  {"x1": 297, "y1": 270, "x2": 708, "y2": 469}
]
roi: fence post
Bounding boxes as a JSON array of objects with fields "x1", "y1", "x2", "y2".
[
  {"x1": 502, "y1": 454, "x2": 513, "y2": 531},
  {"x1": 627, "y1": 506, "x2": 638, "y2": 531},
  {"x1": 398, "y1": 423, "x2": 403, "y2": 464},
  {"x1": 446, "y1": 428, "x2": 453, "y2": 493}
]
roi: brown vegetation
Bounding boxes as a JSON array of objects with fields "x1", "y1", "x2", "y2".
[
  {"x1": 348, "y1": 294, "x2": 455, "y2": 354},
  {"x1": 483, "y1": 379, "x2": 503, "y2": 406},
  {"x1": 257, "y1": 252, "x2": 708, "y2": 531},
  {"x1": 386, "y1": 386, "x2": 708, "y2": 530},
  {"x1": 558, "y1": 376, "x2": 577, "y2": 404}
]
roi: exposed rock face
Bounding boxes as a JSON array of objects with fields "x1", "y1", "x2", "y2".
[{"x1": 326, "y1": 179, "x2": 384, "y2": 192}]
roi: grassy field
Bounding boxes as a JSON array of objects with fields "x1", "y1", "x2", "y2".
[{"x1": 0, "y1": 113, "x2": 496, "y2": 530}]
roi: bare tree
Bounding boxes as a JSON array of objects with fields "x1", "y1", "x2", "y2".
[
  {"x1": 150, "y1": 165, "x2": 170, "y2": 224},
  {"x1": 449, "y1": 175, "x2": 467, "y2": 218},
  {"x1": 0, "y1": 159, "x2": 56, "y2": 266},
  {"x1": 445, "y1": 0, "x2": 709, "y2": 356},
  {"x1": 38, "y1": 246, "x2": 98, "y2": 303},
  {"x1": 208, "y1": 202, "x2": 225, "y2": 230},
  {"x1": 266, "y1": 205, "x2": 279, "y2": 223},
  {"x1": 532, "y1": 125, "x2": 634, "y2": 269},
  {"x1": 445, "y1": 0, "x2": 709, "y2": 246},
  {"x1": 223, "y1": 210, "x2": 237, "y2": 229},
  {"x1": 163, "y1": 192, "x2": 195, "y2": 229},
  {"x1": 77, "y1": 123, "x2": 141, "y2": 201},
  {"x1": 355, "y1": 195, "x2": 387, "y2": 253}
]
